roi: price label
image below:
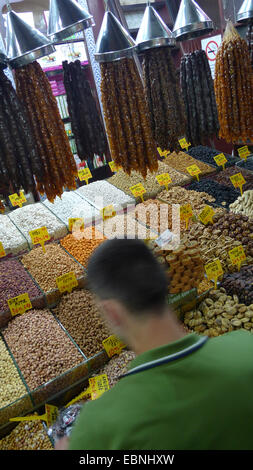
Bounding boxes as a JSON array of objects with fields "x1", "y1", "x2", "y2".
[
  {"x1": 89, "y1": 374, "x2": 110, "y2": 401},
  {"x1": 0, "y1": 242, "x2": 6, "y2": 258},
  {"x1": 198, "y1": 206, "x2": 215, "y2": 225},
  {"x1": 213, "y1": 153, "x2": 227, "y2": 170},
  {"x1": 8, "y1": 293, "x2": 32, "y2": 317},
  {"x1": 19, "y1": 191, "x2": 27, "y2": 204},
  {"x1": 78, "y1": 168, "x2": 92, "y2": 184},
  {"x1": 238, "y1": 146, "x2": 251, "y2": 161},
  {"x1": 205, "y1": 259, "x2": 224, "y2": 289},
  {"x1": 157, "y1": 147, "x2": 170, "y2": 157},
  {"x1": 180, "y1": 204, "x2": 193, "y2": 230},
  {"x1": 102, "y1": 335, "x2": 126, "y2": 358},
  {"x1": 56, "y1": 272, "x2": 78, "y2": 294},
  {"x1": 100, "y1": 205, "x2": 116, "y2": 221},
  {"x1": 156, "y1": 173, "x2": 172, "y2": 191},
  {"x1": 29, "y1": 227, "x2": 50, "y2": 253},
  {"x1": 130, "y1": 184, "x2": 146, "y2": 202},
  {"x1": 229, "y1": 245, "x2": 246, "y2": 271},
  {"x1": 9, "y1": 193, "x2": 23, "y2": 208},
  {"x1": 45, "y1": 404, "x2": 59, "y2": 428},
  {"x1": 186, "y1": 165, "x2": 201, "y2": 181},
  {"x1": 230, "y1": 173, "x2": 246, "y2": 196},
  {"x1": 109, "y1": 161, "x2": 118, "y2": 173},
  {"x1": 68, "y1": 218, "x2": 84, "y2": 233},
  {"x1": 65, "y1": 388, "x2": 91, "y2": 408},
  {"x1": 179, "y1": 138, "x2": 191, "y2": 151}
]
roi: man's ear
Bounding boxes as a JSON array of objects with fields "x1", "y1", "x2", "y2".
[{"x1": 98, "y1": 299, "x2": 125, "y2": 330}]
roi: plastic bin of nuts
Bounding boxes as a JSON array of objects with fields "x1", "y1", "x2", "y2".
[
  {"x1": 21, "y1": 243, "x2": 86, "y2": 307},
  {"x1": 0, "y1": 258, "x2": 46, "y2": 328}
]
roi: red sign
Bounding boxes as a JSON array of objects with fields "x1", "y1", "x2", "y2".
[{"x1": 206, "y1": 40, "x2": 219, "y2": 62}]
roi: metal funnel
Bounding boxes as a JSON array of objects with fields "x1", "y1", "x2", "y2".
[
  {"x1": 48, "y1": 0, "x2": 94, "y2": 43},
  {"x1": 173, "y1": 0, "x2": 214, "y2": 41},
  {"x1": 94, "y1": 11, "x2": 136, "y2": 63},
  {"x1": 136, "y1": 5, "x2": 176, "y2": 52},
  {"x1": 237, "y1": 0, "x2": 253, "y2": 24},
  {"x1": 6, "y1": 10, "x2": 55, "y2": 69}
]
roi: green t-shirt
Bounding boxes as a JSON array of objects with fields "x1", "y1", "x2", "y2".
[{"x1": 69, "y1": 330, "x2": 253, "y2": 450}]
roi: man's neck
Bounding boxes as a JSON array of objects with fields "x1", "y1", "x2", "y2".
[{"x1": 128, "y1": 309, "x2": 187, "y2": 356}]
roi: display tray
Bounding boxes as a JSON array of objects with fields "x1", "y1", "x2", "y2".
[
  {"x1": 235, "y1": 156, "x2": 253, "y2": 174},
  {"x1": 75, "y1": 181, "x2": 136, "y2": 213}
]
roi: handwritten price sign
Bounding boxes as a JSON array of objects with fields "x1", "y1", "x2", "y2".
[
  {"x1": 186, "y1": 164, "x2": 201, "y2": 181},
  {"x1": 198, "y1": 206, "x2": 215, "y2": 225},
  {"x1": 230, "y1": 173, "x2": 246, "y2": 196},
  {"x1": 157, "y1": 147, "x2": 170, "y2": 157},
  {"x1": 78, "y1": 168, "x2": 92, "y2": 184},
  {"x1": 102, "y1": 335, "x2": 126, "y2": 358},
  {"x1": 10, "y1": 404, "x2": 59, "y2": 428},
  {"x1": 130, "y1": 184, "x2": 146, "y2": 202},
  {"x1": 29, "y1": 227, "x2": 50, "y2": 253},
  {"x1": 229, "y1": 245, "x2": 246, "y2": 271},
  {"x1": 9, "y1": 193, "x2": 26, "y2": 208},
  {"x1": 0, "y1": 242, "x2": 6, "y2": 258},
  {"x1": 156, "y1": 173, "x2": 172, "y2": 191},
  {"x1": 89, "y1": 374, "x2": 110, "y2": 401},
  {"x1": 213, "y1": 153, "x2": 227, "y2": 170},
  {"x1": 238, "y1": 146, "x2": 251, "y2": 161},
  {"x1": 179, "y1": 138, "x2": 191, "y2": 151},
  {"x1": 100, "y1": 205, "x2": 116, "y2": 221},
  {"x1": 68, "y1": 218, "x2": 84, "y2": 233},
  {"x1": 8, "y1": 293, "x2": 32, "y2": 317},
  {"x1": 180, "y1": 204, "x2": 193, "y2": 230},
  {"x1": 205, "y1": 259, "x2": 224, "y2": 289},
  {"x1": 56, "y1": 272, "x2": 78, "y2": 294}
]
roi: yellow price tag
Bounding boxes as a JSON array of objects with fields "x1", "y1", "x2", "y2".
[
  {"x1": 68, "y1": 218, "x2": 84, "y2": 233},
  {"x1": 157, "y1": 147, "x2": 170, "y2": 157},
  {"x1": 238, "y1": 146, "x2": 251, "y2": 161},
  {"x1": 19, "y1": 191, "x2": 27, "y2": 204},
  {"x1": 186, "y1": 165, "x2": 201, "y2": 181},
  {"x1": 8, "y1": 293, "x2": 32, "y2": 317},
  {"x1": 230, "y1": 173, "x2": 246, "y2": 196},
  {"x1": 102, "y1": 335, "x2": 126, "y2": 358},
  {"x1": 65, "y1": 388, "x2": 91, "y2": 408},
  {"x1": 10, "y1": 404, "x2": 59, "y2": 428},
  {"x1": 156, "y1": 173, "x2": 172, "y2": 191},
  {"x1": 29, "y1": 226, "x2": 50, "y2": 253},
  {"x1": 78, "y1": 168, "x2": 92, "y2": 184},
  {"x1": 89, "y1": 374, "x2": 110, "y2": 401},
  {"x1": 56, "y1": 272, "x2": 78, "y2": 294},
  {"x1": 0, "y1": 241, "x2": 6, "y2": 258},
  {"x1": 9, "y1": 193, "x2": 23, "y2": 208},
  {"x1": 109, "y1": 161, "x2": 118, "y2": 173},
  {"x1": 205, "y1": 259, "x2": 224, "y2": 290},
  {"x1": 198, "y1": 206, "x2": 215, "y2": 225},
  {"x1": 130, "y1": 184, "x2": 146, "y2": 202},
  {"x1": 179, "y1": 138, "x2": 191, "y2": 151},
  {"x1": 100, "y1": 205, "x2": 116, "y2": 221},
  {"x1": 180, "y1": 204, "x2": 193, "y2": 230},
  {"x1": 213, "y1": 153, "x2": 228, "y2": 170},
  {"x1": 229, "y1": 245, "x2": 246, "y2": 271}
]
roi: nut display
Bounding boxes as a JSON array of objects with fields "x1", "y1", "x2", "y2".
[
  {"x1": 76, "y1": 180, "x2": 134, "y2": 210},
  {"x1": 229, "y1": 190, "x2": 253, "y2": 219},
  {"x1": 0, "y1": 259, "x2": 42, "y2": 314},
  {"x1": 164, "y1": 151, "x2": 215, "y2": 176},
  {"x1": 107, "y1": 160, "x2": 191, "y2": 199},
  {"x1": 211, "y1": 166, "x2": 253, "y2": 192},
  {"x1": 129, "y1": 199, "x2": 173, "y2": 234},
  {"x1": 0, "y1": 215, "x2": 28, "y2": 256},
  {"x1": 60, "y1": 227, "x2": 106, "y2": 267},
  {"x1": 183, "y1": 224, "x2": 253, "y2": 273},
  {"x1": 53, "y1": 290, "x2": 110, "y2": 358},
  {"x1": 8, "y1": 203, "x2": 68, "y2": 247},
  {"x1": 187, "y1": 146, "x2": 239, "y2": 169},
  {"x1": 188, "y1": 179, "x2": 240, "y2": 208},
  {"x1": 98, "y1": 350, "x2": 136, "y2": 388},
  {"x1": 43, "y1": 191, "x2": 99, "y2": 226},
  {"x1": 0, "y1": 421, "x2": 53, "y2": 450},
  {"x1": 221, "y1": 266, "x2": 253, "y2": 306},
  {"x1": 146, "y1": 239, "x2": 204, "y2": 294},
  {"x1": 95, "y1": 213, "x2": 157, "y2": 240},
  {"x1": 100, "y1": 58, "x2": 158, "y2": 178},
  {"x1": 214, "y1": 21, "x2": 253, "y2": 143},
  {"x1": 0, "y1": 337, "x2": 27, "y2": 409},
  {"x1": 21, "y1": 243, "x2": 83, "y2": 293},
  {"x1": 3, "y1": 309, "x2": 84, "y2": 390},
  {"x1": 184, "y1": 288, "x2": 253, "y2": 337},
  {"x1": 209, "y1": 213, "x2": 253, "y2": 256},
  {"x1": 180, "y1": 51, "x2": 219, "y2": 147},
  {"x1": 142, "y1": 46, "x2": 186, "y2": 152}
]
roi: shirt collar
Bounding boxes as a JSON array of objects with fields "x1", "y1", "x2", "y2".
[{"x1": 128, "y1": 333, "x2": 203, "y2": 372}]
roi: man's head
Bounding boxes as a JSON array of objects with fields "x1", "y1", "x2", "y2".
[{"x1": 87, "y1": 239, "x2": 169, "y2": 343}]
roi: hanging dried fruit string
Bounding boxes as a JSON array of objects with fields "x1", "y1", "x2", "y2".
[
  {"x1": 100, "y1": 57, "x2": 158, "y2": 178},
  {"x1": 214, "y1": 21, "x2": 253, "y2": 144},
  {"x1": 15, "y1": 61, "x2": 78, "y2": 202},
  {"x1": 142, "y1": 46, "x2": 186, "y2": 153},
  {"x1": 180, "y1": 50, "x2": 219, "y2": 147}
]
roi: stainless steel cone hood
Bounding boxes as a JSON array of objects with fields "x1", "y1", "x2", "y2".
[
  {"x1": 173, "y1": 0, "x2": 214, "y2": 41},
  {"x1": 6, "y1": 10, "x2": 55, "y2": 69},
  {"x1": 237, "y1": 0, "x2": 253, "y2": 24},
  {"x1": 136, "y1": 5, "x2": 176, "y2": 52},
  {"x1": 94, "y1": 11, "x2": 136, "y2": 63},
  {"x1": 48, "y1": 0, "x2": 94, "y2": 42}
]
